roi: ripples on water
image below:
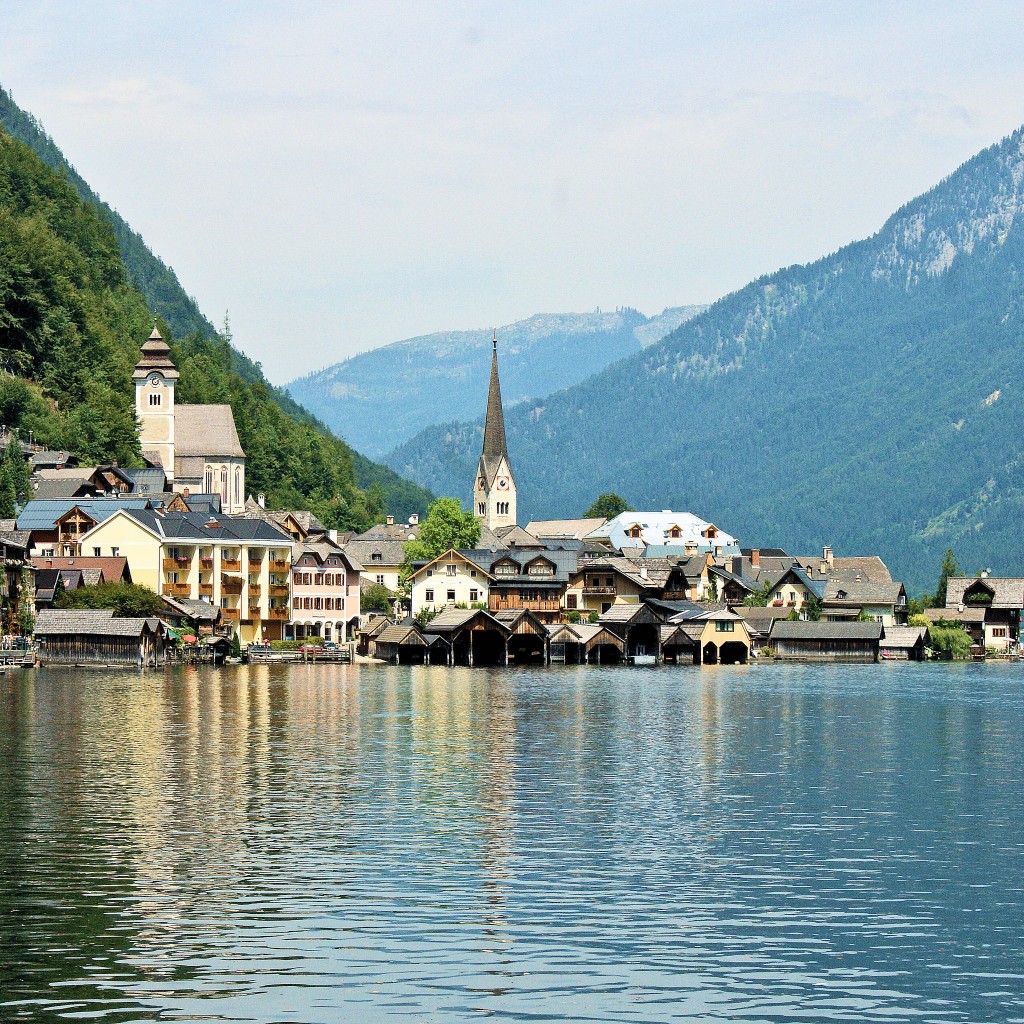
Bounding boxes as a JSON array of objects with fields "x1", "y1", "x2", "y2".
[{"x1": 0, "y1": 662, "x2": 1023, "y2": 1023}]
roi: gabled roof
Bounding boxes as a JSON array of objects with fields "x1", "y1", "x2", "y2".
[
  {"x1": 880, "y1": 626, "x2": 928, "y2": 648},
  {"x1": 493, "y1": 525, "x2": 544, "y2": 548},
  {"x1": 35, "y1": 608, "x2": 162, "y2": 637},
  {"x1": 376, "y1": 624, "x2": 425, "y2": 646},
  {"x1": 342, "y1": 538, "x2": 408, "y2": 567},
  {"x1": 597, "y1": 603, "x2": 663, "y2": 627},
  {"x1": 30, "y1": 556, "x2": 131, "y2": 583},
  {"x1": 174, "y1": 405, "x2": 245, "y2": 458},
  {"x1": 575, "y1": 555, "x2": 666, "y2": 589},
  {"x1": 457, "y1": 547, "x2": 578, "y2": 583},
  {"x1": 410, "y1": 548, "x2": 493, "y2": 581},
  {"x1": 946, "y1": 576, "x2": 1024, "y2": 609},
  {"x1": 924, "y1": 607, "x2": 985, "y2": 624},
  {"x1": 160, "y1": 596, "x2": 221, "y2": 622},
  {"x1": 16, "y1": 498, "x2": 153, "y2": 532},
  {"x1": 88, "y1": 508, "x2": 291, "y2": 544},
  {"x1": 587, "y1": 510, "x2": 739, "y2": 552},
  {"x1": 422, "y1": 607, "x2": 510, "y2": 634},
  {"x1": 526, "y1": 517, "x2": 606, "y2": 540},
  {"x1": 770, "y1": 620, "x2": 883, "y2": 641},
  {"x1": 823, "y1": 578, "x2": 904, "y2": 606}
]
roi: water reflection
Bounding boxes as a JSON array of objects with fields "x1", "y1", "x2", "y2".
[{"x1": 0, "y1": 662, "x2": 1021, "y2": 1021}]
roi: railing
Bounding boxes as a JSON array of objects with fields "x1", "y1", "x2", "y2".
[
  {"x1": 488, "y1": 596, "x2": 562, "y2": 612},
  {"x1": 165, "y1": 582, "x2": 191, "y2": 597},
  {"x1": 269, "y1": 607, "x2": 288, "y2": 619},
  {"x1": 248, "y1": 584, "x2": 262, "y2": 596},
  {"x1": 221, "y1": 580, "x2": 243, "y2": 595},
  {"x1": 199, "y1": 583, "x2": 213, "y2": 596},
  {"x1": 269, "y1": 584, "x2": 290, "y2": 597},
  {"x1": 270, "y1": 559, "x2": 289, "y2": 571},
  {"x1": 221, "y1": 608, "x2": 240, "y2": 620},
  {"x1": 163, "y1": 557, "x2": 191, "y2": 571},
  {"x1": 222, "y1": 558, "x2": 241, "y2": 572},
  {"x1": 582, "y1": 586, "x2": 616, "y2": 596},
  {"x1": 662, "y1": 590, "x2": 690, "y2": 600},
  {"x1": 200, "y1": 557, "x2": 214, "y2": 568}
]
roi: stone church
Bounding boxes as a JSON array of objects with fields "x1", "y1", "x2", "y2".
[
  {"x1": 473, "y1": 333, "x2": 517, "y2": 531},
  {"x1": 133, "y1": 326, "x2": 247, "y2": 514}
]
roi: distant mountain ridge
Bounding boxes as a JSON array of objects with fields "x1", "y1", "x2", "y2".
[
  {"x1": 387, "y1": 126, "x2": 1024, "y2": 591},
  {"x1": 287, "y1": 305, "x2": 707, "y2": 457}
]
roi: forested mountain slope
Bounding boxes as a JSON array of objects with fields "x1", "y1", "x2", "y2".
[
  {"x1": 387, "y1": 127, "x2": 1024, "y2": 591},
  {"x1": 0, "y1": 86, "x2": 431, "y2": 521},
  {"x1": 288, "y1": 306, "x2": 706, "y2": 456}
]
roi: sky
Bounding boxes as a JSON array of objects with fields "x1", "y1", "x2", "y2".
[{"x1": 2, "y1": 1, "x2": 1024, "y2": 383}]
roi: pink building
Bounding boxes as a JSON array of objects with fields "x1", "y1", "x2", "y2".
[{"x1": 288, "y1": 542, "x2": 362, "y2": 642}]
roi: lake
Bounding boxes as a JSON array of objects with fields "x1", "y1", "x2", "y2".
[{"x1": 1, "y1": 661, "x2": 1022, "y2": 1023}]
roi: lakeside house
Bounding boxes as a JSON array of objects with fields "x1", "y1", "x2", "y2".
[
  {"x1": 35, "y1": 608, "x2": 166, "y2": 666},
  {"x1": 943, "y1": 575, "x2": 1023, "y2": 652}
]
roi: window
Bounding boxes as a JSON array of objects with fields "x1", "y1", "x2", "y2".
[
  {"x1": 497, "y1": 501, "x2": 509, "y2": 516},
  {"x1": 93, "y1": 547, "x2": 101, "y2": 557},
  {"x1": 375, "y1": 574, "x2": 385, "y2": 585},
  {"x1": 446, "y1": 564, "x2": 457, "y2": 576},
  {"x1": 528, "y1": 561, "x2": 554, "y2": 576},
  {"x1": 470, "y1": 589, "x2": 479, "y2": 602},
  {"x1": 315, "y1": 574, "x2": 324, "y2": 586},
  {"x1": 446, "y1": 589, "x2": 456, "y2": 602},
  {"x1": 371, "y1": 552, "x2": 383, "y2": 562},
  {"x1": 148, "y1": 392, "x2": 161, "y2": 407},
  {"x1": 425, "y1": 589, "x2": 434, "y2": 602},
  {"x1": 992, "y1": 627, "x2": 1008, "y2": 637},
  {"x1": 470, "y1": 569, "x2": 477, "y2": 578},
  {"x1": 111, "y1": 547, "x2": 119, "y2": 557},
  {"x1": 234, "y1": 466, "x2": 242, "y2": 507},
  {"x1": 628, "y1": 526, "x2": 642, "y2": 539},
  {"x1": 495, "y1": 562, "x2": 517, "y2": 576},
  {"x1": 715, "y1": 620, "x2": 735, "y2": 632},
  {"x1": 478, "y1": 503, "x2": 486, "y2": 515},
  {"x1": 566, "y1": 594, "x2": 578, "y2": 609},
  {"x1": 293, "y1": 597, "x2": 301, "y2": 608},
  {"x1": 205, "y1": 467, "x2": 213, "y2": 492}
]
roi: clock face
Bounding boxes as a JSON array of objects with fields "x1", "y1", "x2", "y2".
[
  {"x1": 497, "y1": 477, "x2": 509, "y2": 491},
  {"x1": 149, "y1": 376, "x2": 162, "y2": 387}
]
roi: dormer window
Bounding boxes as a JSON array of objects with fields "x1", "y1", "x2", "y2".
[
  {"x1": 627, "y1": 525, "x2": 642, "y2": 539},
  {"x1": 528, "y1": 560, "x2": 554, "y2": 576},
  {"x1": 494, "y1": 561, "x2": 518, "y2": 576}
]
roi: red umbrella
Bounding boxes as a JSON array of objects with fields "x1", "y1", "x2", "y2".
[{"x1": 183, "y1": 634, "x2": 198, "y2": 644}]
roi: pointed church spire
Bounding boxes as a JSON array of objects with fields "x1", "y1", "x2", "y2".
[{"x1": 482, "y1": 329, "x2": 507, "y2": 458}]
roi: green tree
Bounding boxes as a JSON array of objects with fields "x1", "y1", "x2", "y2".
[
  {"x1": 0, "y1": 456, "x2": 15, "y2": 518},
  {"x1": 55, "y1": 581, "x2": 166, "y2": 618},
  {"x1": 584, "y1": 492, "x2": 632, "y2": 519},
  {"x1": 403, "y1": 498, "x2": 481, "y2": 572},
  {"x1": 743, "y1": 580, "x2": 774, "y2": 607},
  {"x1": 927, "y1": 619, "x2": 972, "y2": 660},
  {"x1": 362, "y1": 582, "x2": 393, "y2": 614},
  {"x1": 804, "y1": 595, "x2": 823, "y2": 621},
  {"x1": 935, "y1": 548, "x2": 960, "y2": 609}
]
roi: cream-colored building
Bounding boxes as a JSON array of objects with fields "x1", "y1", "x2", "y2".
[
  {"x1": 409, "y1": 549, "x2": 492, "y2": 617},
  {"x1": 133, "y1": 326, "x2": 247, "y2": 514},
  {"x1": 81, "y1": 508, "x2": 293, "y2": 643}
]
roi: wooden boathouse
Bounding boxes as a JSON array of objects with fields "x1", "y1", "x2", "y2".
[
  {"x1": 769, "y1": 620, "x2": 882, "y2": 662},
  {"x1": 35, "y1": 609, "x2": 166, "y2": 667}
]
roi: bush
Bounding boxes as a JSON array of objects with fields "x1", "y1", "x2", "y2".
[{"x1": 362, "y1": 583, "x2": 393, "y2": 613}]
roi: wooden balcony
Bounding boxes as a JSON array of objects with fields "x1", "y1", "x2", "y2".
[
  {"x1": 221, "y1": 608, "x2": 240, "y2": 620},
  {"x1": 221, "y1": 558, "x2": 241, "y2": 572},
  {"x1": 582, "y1": 586, "x2": 617, "y2": 596},
  {"x1": 163, "y1": 557, "x2": 191, "y2": 571},
  {"x1": 165, "y1": 582, "x2": 191, "y2": 598},
  {"x1": 248, "y1": 584, "x2": 262, "y2": 598},
  {"x1": 270, "y1": 558, "x2": 290, "y2": 572},
  {"x1": 269, "y1": 584, "x2": 290, "y2": 597},
  {"x1": 199, "y1": 583, "x2": 214, "y2": 597},
  {"x1": 662, "y1": 591, "x2": 690, "y2": 601},
  {"x1": 269, "y1": 607, "x2": 288, "y2": 619},
  {"x1": 199, "y1": 557, "x2": 214, "y2": 569},
  {"x1": 489, "y1": 596, "x2": 562, "y2": 612},
  {"x1": 221, "y1": 580, "x2": 243, "y2": 596}
]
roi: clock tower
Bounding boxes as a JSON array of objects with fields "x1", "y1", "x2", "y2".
[
  {"x1": 133, "y1": 323, "x2": 179, "y2": 481},
  {"x1": 473, "y1": 331, "x2": 517, "y2": 531}
]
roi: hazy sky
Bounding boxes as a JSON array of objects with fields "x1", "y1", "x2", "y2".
[{"x1": 3, "y1": 2, "x2": 1024, "y2": 382}]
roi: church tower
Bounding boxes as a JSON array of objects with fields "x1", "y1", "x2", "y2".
[
  {"x1": 133, "y1": 323, "x2": 179, "y2": 481},
  {"x1": 474, "y1": 331, "x2": 517, "y2": 531}
]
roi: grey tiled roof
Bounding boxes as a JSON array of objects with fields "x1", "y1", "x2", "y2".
[
  {"x1": 343, "y1": 539, "x2": 407, "y2": 567},
  {"x1": 945, "y1": 576, "x2": 1024, "y2": 609},
  {"x1": 770, "y1": 620, "x2": 882, "y2": 641},
  {"x1": 823, "y1": 579, "x2": 904, "y2": 606},
  {"x1": 36, "y1": 608, "x2": 160, "y2": 637},
  {"x1": 174, "y1": 405, "x2": 245, "y2": 458},
  {"x1": 880, "y1": 626, "x2": 928, "y2": 648},
  {"x1": 118, "y1": 509, "x2": 291, "y2": 543}
]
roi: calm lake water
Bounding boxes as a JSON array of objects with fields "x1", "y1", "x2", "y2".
[{"x1": 1, "y1": 662, "x2": 1022, "y2": 1023}]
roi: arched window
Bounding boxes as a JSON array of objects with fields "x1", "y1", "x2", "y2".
[
  {"x1": 220, "y1": 467, "x2": 228, "y2": 504},
  {"x1": 234, "y1": 466, "x2": 242, "y2": 507},
  {"x1": 204, "y1": 466, "x2": 214, "y2": 493}
]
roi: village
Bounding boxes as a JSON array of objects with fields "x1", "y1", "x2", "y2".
[{"x1": 0, "y1": 327, "x2": 1013, "y2": 669}]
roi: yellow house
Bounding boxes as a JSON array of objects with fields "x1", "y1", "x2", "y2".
[
  {"x1": 81, "y1": 508, "x2": 293, "y2": 643},
  {"x1": 563, "y1": 557, "x2": 665, "y2": 616}
]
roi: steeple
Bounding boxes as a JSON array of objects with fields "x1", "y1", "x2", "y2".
[
  {"x1": 474, "y1": 329, "x2": 517, "y2": 530},
  {"x1": 482, "y1": 329, "x2": 507, "y2": 458}
]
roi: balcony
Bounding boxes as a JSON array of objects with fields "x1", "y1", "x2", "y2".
[
  {"x1": 221, "y1": 608, "x2": 240, "y2": 620},
  {"x1": 662, "y1": 590, "x2": 690, "y2": 601},
  {"x1": 489, "y1": 596, "x2": 562, "y2": 612},
  {"x1": 165, "y1": 582, "x2": 191, "y2": 598},
  {"x1": 200, "y1": 557, "x2": 214, "y2": 569},
  {"x1": 221, "y1": 579, "x2": 243, "y2": 596},
  {"x1": 269, "y1": 584, "x2": 290, "y2": 597},
  {"x1": 199, "y1": 583, "x2": 213, "y2": 597},
  {"x1": 163, "y1": 557, "x2": 191, "y2": 571},
  {"x1": 270, "y1": 558, "x2": 289, "y2": 572},
  {"x1": 269, "y1": 607, "x2": 288, "y2": 619},
  {"x1": 582, "y1": 586, "x2": 616, "y2": 596},
  {"x1": 248, "y1": 584, "x2": 262, "y2": 598},
  {"x1": 222, "y1": 558, "x2": 241, "y2": 572}
]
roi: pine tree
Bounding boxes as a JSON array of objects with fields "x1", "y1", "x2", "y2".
[
  {"x1": 0, "y1": 447, "x2": 15, "y2": 519},
  {"x1": 935, "y1": 549, "x2": 961, "y2": 609}
]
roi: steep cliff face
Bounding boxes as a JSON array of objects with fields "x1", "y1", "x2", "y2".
[
  {"x1": 287, "y1": 305, "x2": 707, "y2": 457},
  {"x1": 388, "y1": 128, "x2": 1024, "y2": 591}
]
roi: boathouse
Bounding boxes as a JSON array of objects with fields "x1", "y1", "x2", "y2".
[
  {"x1": 35, "y1": 609, "x2": 166, "y2": 666},
  {"x1": 491, "y1": 608, "x2": 549, "y2": 663},
  {"x1": 547, "y1": 622, "x2": 625, "y2": 664},
  {"x1": 879, "y1": 625, "x2": 928, "y2": 661},
  {"x1": 421, "y1": 608, "x2": 512, "y2": 666},
  {"x1": 374, "y1": 623, "x2": 428, "y2": 664},
  {"x1": 769, "y1": 620, "x2": 882, "y2": 662},
  {"x1": 597, "y1": 603, "x2": 663, "y2": 662}
]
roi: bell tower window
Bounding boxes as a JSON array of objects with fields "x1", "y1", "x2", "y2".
[{"x1": 148, "y1": 392, "x2": 162, "y2": 407}]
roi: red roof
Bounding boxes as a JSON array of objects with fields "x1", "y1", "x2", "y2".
[{"x1": 30, "y1": 556, "x2": 131, "y2": 584}]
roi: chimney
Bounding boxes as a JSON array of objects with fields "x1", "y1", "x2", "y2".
[
  {"x1": 408, "y1": 513, "x2": 419, "y2": 526},
  {"x1": 183, "y1": 487, "x2": 190, "y2": 499},
  {"x1": 640, "y1": 566, "x2": 649, "y2": 580},
  {"x1": 823, "y1": 545, "x2": 834, "y2": 567},
  {"x1": 257, "y1": 493, "x2": 265, "y2": 509},
  {"x1": 386, "y1": 515, "x2": 395, "y2": 527},
  {"x1": 751, "y1": 549, "x2": 760, "y2": 568},
  {"x1": 328, "y1": 529, "x2": 338, "y2": 544}
]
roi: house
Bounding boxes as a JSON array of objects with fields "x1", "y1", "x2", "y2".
[
  {"x1": 464, "y1": 547, "x2": 577, "y2": 623},
  {"x1": 664, "y1": 605, "x2": 752, "y2": 665},
  {"x1": 0, "y1": 522, "x2": 31, "y2": 633},
  {"x1": 490, "y1": 608, "x2": 550, "y2": 663},
  {"x1": 944, "y1": 575, "x2": 1024, "y2": 651},
  {"x1": 78, "y1": 508, "x2": 293, "y2": 644},
  {"x1": 586, "y1": 511, "x2": 739, "y2": 556},
  {"x1": 596, "y1": 603, "x2": 664, "y2": 662},
  {"x1": 30, "y1": 555, "x2": 132, "y2": 585},
  {"x1": 35, "y1": 608, "x2": 166, "y2": 667},
  {"x1": 133, "y1": 325, "x2": 247, "y2": 514},
  {"x1": 763, "y1": 565, "x2": 826, "y2": 614},
  {"x1": 769, "y1": 620, "x2": 882, "y2": 662},
  {"x1": 289, "y1": 539, "x2": 362, "y2": 642},
  {"x1": 563, "y1": 556, "x2": 667, "y2": 616},
  {"x1": 30, "y1": 464, "x2": 135, "y2": 501},
  {"x1": 16, "y1": 498, "x2": 154, "y2": 557},
  {"x1": 342, "y1": 537, "x2": 408, "y2": 595},
  {"x1": 923, "y1": 607, "x2": 985, "y2": 656},
  {"x1": 880, "y1": 626, "x2": 928, "y2": 661},
  {"x1": 408, "y1": 549, "x2": 491, "y2": 617},
  {"x1": 821, "y1": 578, "x2": 907, "y2": 625}
]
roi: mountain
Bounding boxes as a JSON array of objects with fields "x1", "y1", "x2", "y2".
[
  {"x1": 387, "y1": 127, "x2": 1024, "y2": 592},
  {"x1": 0, "y1": 85, "x2": 431, "y2": 522},
  {"x1": 287, "y1": 305, "x2": 706, "y2": 457}
]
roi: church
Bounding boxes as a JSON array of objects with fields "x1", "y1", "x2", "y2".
[
  {"x1": 473, "y1": 332, "x2": 517, "y2": 531},
  {"x1": 133, "y1": 326, "x2": 248, "y2": 514}
]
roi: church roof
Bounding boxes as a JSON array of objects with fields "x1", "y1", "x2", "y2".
[
  {"x1": 132, "y1": 325, "x2": 180, "y2": 381},
  {"x1": 482, "y1": 336, "x2": 508, "y2": 459},
  {"x1": 175, "y1": 405, "x2": 245, "y2": 458}
]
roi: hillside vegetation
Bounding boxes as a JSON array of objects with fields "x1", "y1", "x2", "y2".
[
  {"x1": 388, "y1": 127, "x2": 1024, "y2": 591},
  {"x1": 0, "y1": 125, "x2": 428, "y2": 528},
  {"x1": 288, "y1": 306, "x2": 706, "y2": 457},
  {"x1": 0, "y1": 85, "x2": 430, "y2": 521}
]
